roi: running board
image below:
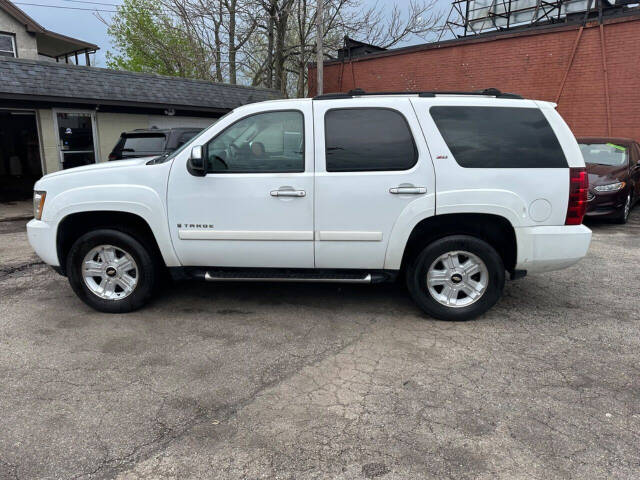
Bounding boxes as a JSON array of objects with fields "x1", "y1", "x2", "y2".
[
  {"x1": 168, "y1": 267, "x2": 397, "y2": 284},
  {"x1": 204, "y1": 271, "x2": 373, "y2": 284}
]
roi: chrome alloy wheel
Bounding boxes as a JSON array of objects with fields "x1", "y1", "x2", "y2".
[
  {"x1": 426, "y1": 250, "x2": 489, "y2": 308},
  {"x1": 82, "y1": 245, "x2": 139, "y2": 300},
  {"x1": 624, "y1": 194, "x2": 631, "y2": 220}
]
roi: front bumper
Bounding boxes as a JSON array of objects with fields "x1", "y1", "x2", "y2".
[
  {"x1": 515, "y1": 224, "x2": 592, "y2": 273},
  {"x1": 26, "y1": 219, "x2": 60, "y2": 267},
  {"x1": 585, "y1": 189, "x2": 627, "y2": 218}
]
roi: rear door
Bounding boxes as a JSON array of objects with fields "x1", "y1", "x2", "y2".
[{"x1": 312, "y1": 97, "x2": 436, "y2": 269}]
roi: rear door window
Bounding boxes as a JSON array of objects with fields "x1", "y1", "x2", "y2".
[
  {"x1": 430, "y1": 106, "x2": 567, "y2": 168},
  {"x1": 325, "y1": 108, "x2": 418, "y2": 172}
]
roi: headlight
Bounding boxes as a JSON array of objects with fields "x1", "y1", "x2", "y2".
[
  {"x1": 594, "y1": 181, "x2": 625, "y2": 193},
  {"x1": 33, "y1": 191, "x2": 46, "y2": 220}
]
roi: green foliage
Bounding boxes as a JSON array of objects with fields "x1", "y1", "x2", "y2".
[{"x1": 106, "y1": 0, "x2": 209, "y2": 79}]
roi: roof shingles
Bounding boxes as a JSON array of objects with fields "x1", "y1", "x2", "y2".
[{"x1": 0, "y1": 57, "x2": 280, "y2": 111}]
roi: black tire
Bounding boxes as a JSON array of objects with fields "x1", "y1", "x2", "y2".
[
  {"x1": 66, "y1": 229, "x2": 157, "y2": 313},
  {"x1": 614, "y1": 193, "x2": 632, "y2": 224},
  {"x1": 406, "y1": 235, "x2": 505, "y2": 321}
]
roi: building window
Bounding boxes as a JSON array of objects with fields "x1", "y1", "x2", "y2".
[
  {"x1": 0, "y1": 33, "x2": 16, "y2": 58},
  {"x1": 324, "y1": 108, "x2": 418, "y2": 172}
]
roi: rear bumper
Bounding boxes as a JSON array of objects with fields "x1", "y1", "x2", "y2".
[
  {"x1": 515, "y1": 224, "x2": 591, "y2": 273},
  {"x1": 27, "y1": 219, "x2": 60, "y2": 267}
]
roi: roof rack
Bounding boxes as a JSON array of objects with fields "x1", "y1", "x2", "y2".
[{"x1": 313, "y1": 87, "x2": 523, "y2": 100}]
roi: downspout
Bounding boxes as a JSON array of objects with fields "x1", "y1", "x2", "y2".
[{"x1": 350, "y1": 61, "x2": 357, "y2": 90}]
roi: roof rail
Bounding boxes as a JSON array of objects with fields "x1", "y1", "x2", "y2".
[{"x1": 313, "y1": 87, "x2": 523, "y2": 100}]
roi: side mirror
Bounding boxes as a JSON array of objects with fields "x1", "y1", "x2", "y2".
[{"x1": 187, "y1": 145, "x2": 206, "y2": 177}]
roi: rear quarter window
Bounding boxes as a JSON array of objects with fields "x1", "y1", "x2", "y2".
[{"x1": 430, "y1": 106, "x2": 567, "y2": 168}]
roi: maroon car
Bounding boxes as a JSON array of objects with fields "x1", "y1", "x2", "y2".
[{"x1": 578, "y1": 137, "x2": 640, "y2": 224}]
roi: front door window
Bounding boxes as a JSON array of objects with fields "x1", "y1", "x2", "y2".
[
  {"x1": 56, "y1": 112, "x2": 97, "y2": 169},
  {"x1": 205, "y1": 111, "x2": 304, "y2": 173}
]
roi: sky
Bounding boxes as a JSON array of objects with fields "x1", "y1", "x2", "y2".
[{"x1": 15, "y1": 0, "x2": 452, "y2": 68}]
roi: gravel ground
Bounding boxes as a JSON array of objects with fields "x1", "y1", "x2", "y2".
[{"x1": 0, "y1": 211, "x2": 639, "y2": 480}]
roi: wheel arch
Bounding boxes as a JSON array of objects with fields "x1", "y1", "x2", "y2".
[
  {"x1": 56, "y1": 211, "x2": 168, "y2": 275},
  {"x1": 394, "y1": 213, "x2": 518, "y2": 275}
]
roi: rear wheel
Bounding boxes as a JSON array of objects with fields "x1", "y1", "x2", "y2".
[
  {"x1": 406, "y1": 235, "x2": 505, "y2": 321},
  {"x1": 66, "y1": 229, "x2": 157, "y2": 313}
]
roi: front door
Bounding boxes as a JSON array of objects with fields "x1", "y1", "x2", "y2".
[
  {"x1": 55, "y1": 111, "x2": 98, "y2": 169},
  {"x1": 167, "y1": 103, "x2": 314, "y2": 268},
  {"x1": 312, "y1": 97, "x2": 436, "y2": 270}
]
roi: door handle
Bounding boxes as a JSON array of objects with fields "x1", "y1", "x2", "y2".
[
  {"x1": 270, "y1": 189, "x2": 306, "y2": 197},
  {"x1": 389, "y1": 186, "x2": 426, "y2": 195}
]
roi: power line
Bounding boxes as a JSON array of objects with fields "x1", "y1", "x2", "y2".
[
  {"x1": 59, "y1": 0, "x2": 120, "y2": 6},
  {"x1": 13, "y1": 2, "x2": 117, "y2": 12}
]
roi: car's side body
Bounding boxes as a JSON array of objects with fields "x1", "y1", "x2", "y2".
[{"x1": 27, "y1": 92, "x2": 592, "y2": 319}]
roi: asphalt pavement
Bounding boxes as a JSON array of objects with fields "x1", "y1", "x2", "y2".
[{"x1": 0, "y1": 210, "x2": 639, "y2": 479}]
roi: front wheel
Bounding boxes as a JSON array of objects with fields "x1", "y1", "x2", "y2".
[
  {"x1": 406, "y1": 235, "x2": 505, "y2": 321},
  {"x1": 66, "y1": 229, "x2": 157, "y2": 313},
  {"x1": 615, "y1": 193, "x2": 632, "y2": 224}
]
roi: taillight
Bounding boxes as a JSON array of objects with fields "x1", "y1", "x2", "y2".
[{"x1": 565, "y1": 167, "x2": 588, "y2": 225}]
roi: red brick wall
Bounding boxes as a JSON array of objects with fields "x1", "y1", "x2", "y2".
[{"x1": 309, "y1": 15, "x2": 640, "y2": 141}]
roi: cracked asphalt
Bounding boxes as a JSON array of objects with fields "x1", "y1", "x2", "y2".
[{"x1": 0, "y1": 211, "x2": 639, "y2": 480}]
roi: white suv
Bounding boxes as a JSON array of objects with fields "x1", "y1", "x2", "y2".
[{"x1": 27, "y1": 89, "x2": 591, "y2": 320}]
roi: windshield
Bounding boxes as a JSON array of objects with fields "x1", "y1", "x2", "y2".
[
  {"x1": 579, "y1": 143, "x2": 628, "y2": 166},
  {"x1": 153, "y1": 114, "x2": 228, "y2": 164}
]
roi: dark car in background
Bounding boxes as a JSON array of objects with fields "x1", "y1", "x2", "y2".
[
  {"x1": 578, "y1": 137, "x2": 640, "y2": 224},
  {"x1": 108, "y1": 127, "x2": 204, "y2": 161}
]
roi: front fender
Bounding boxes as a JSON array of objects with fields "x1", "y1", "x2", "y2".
[{"x1": 46, "y1": 185, "x2": 180, "y2": 267}]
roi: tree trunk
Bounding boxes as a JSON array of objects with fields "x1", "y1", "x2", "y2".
[
  {"x1": 296, "y1": 60, "x2": 306, "y2": 98},
  {"x1": 213, "y1": 2, "x2": 224, "y2": 83},
  {"x1": 273, "y1": 1, "x2": 292, "y2": 94},
  {"x1": 227, "y1": 0, "x2": 237, "y2": 84},
  {"x1": 295, "y1": 0, "x2": 307, "y2": 97},
  {"x1": 265, "y1": 3, "x2": 276, "y2": 89}
]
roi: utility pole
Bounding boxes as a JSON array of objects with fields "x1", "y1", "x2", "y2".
[{"x1": 316, "y1": 0, "x2": 324, "y2": 95}]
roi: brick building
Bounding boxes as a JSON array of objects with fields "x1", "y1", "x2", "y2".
[{"x1": 309, "y1": 10, "x2": 640, "y2": 141}]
